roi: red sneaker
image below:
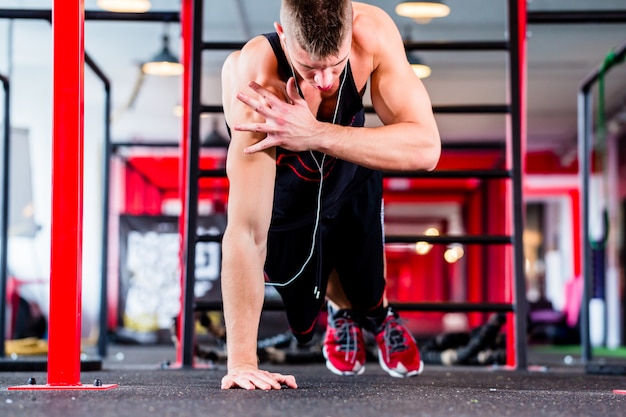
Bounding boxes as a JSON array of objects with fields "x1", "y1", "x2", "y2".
[
  {"x1": 374, "y1": 307, "x2": 424, "y2": 377},
  {"x1": 323, "y1": 309, "x2": 366, "y2": 376}
]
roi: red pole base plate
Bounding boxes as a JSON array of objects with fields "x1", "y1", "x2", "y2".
[{"x1": 8, "y1": 383, "x2": 118, "y2": 391}]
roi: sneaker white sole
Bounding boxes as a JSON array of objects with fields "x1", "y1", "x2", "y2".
[
  {"x1": 378, "y1": 351, "x2": 425, "y2": 378},
  {"x1": 323, "y1": 346, "x2": 366, "y2": 376}
]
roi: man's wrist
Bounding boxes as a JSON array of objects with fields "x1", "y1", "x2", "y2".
[
  {"x1": 317, "y1": 123, "x2": 342, "y2": 154},
  {"x1": 227, "y1": 358, "x2": 259, "y2": 371}
]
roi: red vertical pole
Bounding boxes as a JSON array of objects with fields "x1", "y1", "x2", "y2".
[
  {"x1": 505, "y1": 0, "x2": 528, "y2": 369},
  {"x1": 9, "y1": 0, "x2": 116, "y2": 391},
  {"x1": 177, "y1": 0, "x2": 192, "y2": 366},
  {"x1": 466, "y1": 187, "x2": 484, "y2": 328},
  {"x1": 569, "y1": 189, "x2": 582, "y2": 279},
  {"x1": 48, "y1": 0, "x2": 85, "y2": 386}
]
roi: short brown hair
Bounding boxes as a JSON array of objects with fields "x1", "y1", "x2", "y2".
[{"x1": 280, "y1": 0, "x2": 353, "y2": 59}]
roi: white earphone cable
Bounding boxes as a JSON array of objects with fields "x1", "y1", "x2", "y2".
[{"x1": 266, "y1": 60, "x2": 347, "y2": 297}]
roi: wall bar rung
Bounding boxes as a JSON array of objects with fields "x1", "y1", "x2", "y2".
[
  {"x1": 404, "y1": 40, "x2": 509, "y2": 51},
  {"x1": 195, "y1": 234, "x2": 513, "y2": 245},
  {"x1": 200, "y1": 104, "x2": 511, "y2": 115},
  {"x1": 199, "y1": 168, "x2": 510, "y2": 180},
  {"x1": 384, "y1": 169, "x2": 511, "y2": 179},
  {"x1": 196, "y1": 234, "x2": 222, "y2": 243},
  {"x1": 385, "y1": 235, "x2": 513, "y2": 245},
  {"x1": 0, "y1": 9, "x2": 180, "y2": 21},
  {"x1": 193, "y1": 300, "x2": 513, "y2": 314},
  {"x1": 199, "y1": 168, "x2": 227, "y2": 178},
  {"x1": 528, "y1": 11, "x2": 626, "y2": 24}
]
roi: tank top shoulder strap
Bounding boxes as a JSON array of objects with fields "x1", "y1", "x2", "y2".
[{"x1": 262, "y1": 32, "x2": 290, "y2": 82}]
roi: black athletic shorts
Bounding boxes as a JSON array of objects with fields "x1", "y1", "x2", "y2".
[{"x1": 264, "y1": 172, "x2": 386, "y2": 343}]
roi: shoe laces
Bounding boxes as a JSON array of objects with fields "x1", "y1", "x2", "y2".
[
  {"x1": 381, "y1": 315, "x2": 410, "y2": 356},
  {"x1": 332, "y1": 317, "x2": 361, "y2": 361}
]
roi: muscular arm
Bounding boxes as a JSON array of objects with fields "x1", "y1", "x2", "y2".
[
  {"x1": 220, "y1": 41, "x2": 297, "y2": 390},
  {"x1": 235, "y1": 4, "x2": 441, "y2": 172},
  {"x1": 323, "y1": 6, "x2": 441, "y2": 171}
]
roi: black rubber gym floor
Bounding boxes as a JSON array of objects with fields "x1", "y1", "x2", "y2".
[{"x1": 1, "y1": 345, "x2": 625, "y2": 417}]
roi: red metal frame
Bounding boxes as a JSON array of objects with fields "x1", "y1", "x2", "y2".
[
  {"x1": 504, "y1": 0, "x2": 528, "y2": 369},
  {"x1": 176, "y1": 0, "x2": 193, "y2": 367},
  {"x1": 10, "y1": 0, "x2": 116, "y2": 391}
]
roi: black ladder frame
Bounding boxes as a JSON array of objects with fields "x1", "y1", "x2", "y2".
[{"x1": 178, "y1": 0, "x2": 528, "y2": 369}]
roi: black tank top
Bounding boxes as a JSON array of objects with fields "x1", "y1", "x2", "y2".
[{"x1": 264, "y1": 32, "x2": 376, "y2": 230}]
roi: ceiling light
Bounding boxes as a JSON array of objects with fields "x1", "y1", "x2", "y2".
[
  {"x1": 396, "y1": 1, "x2": 450, "y2": 24},
  {"x1": 97, "y1": 0, "x2": 152, "y2": 13},
  {"x1": 407, "y1": 53, "x2": 432, "y2": 78},
  {"x1": 142, "y1": 31, "x2": 183, "y2": 76}
]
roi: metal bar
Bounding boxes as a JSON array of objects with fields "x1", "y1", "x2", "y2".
[
  {"x1": 404, "y1": 40, "x2": 509, "y2": 51},
  {"x1": 111, "y1": 141, "x2": 230, "y2": 150},
  {"x1": 178, "y1": 0, "x2": 203, "y2": 368},
  {"x1": 580, "y1": 40, "x2": 626, "y2": 93},
  {"x1": 578, "y1": 89, "x2": 593, "y2": 364},
  {"x1": 386, "y1": 235, "x2": 513, "y2": 245},
  {"x1": 0, "y1": 9, "x2": 179, "y2": 22},
  {"x1": 576, "y1": 38, "x2": 626, "y2": 366},
  {"x1": 84, "y1": 52, "x2": 112, "y2": 359},
  {"x1": 508, "y1": 0, "x2": 529, "y2": 371},
  {"x1": 119, "y1": 157, "x2": 164, "y2": 190},
  {"x1": 200, "y1": 104, "x2": 224, "y2": 113},
  {"x1": 200, "y1": 104, "x2": 511, "y2": 115},
  {"x1": 111, "y1": 142, "x2": 181, "y2": 150},
  {"x1": 0, "y1": 74, "x2": 9, "y2": 358},
  {"x1": 391, "y1": 302, "x2": 514, "y2": 313},
  {"x1": 84, "y1": 52, "x2": 109, "y2": 84},
  {"x1": 12, "y1": 9, "x2": 618, "y2": 32},
  {"x1": 202, "y1": 41, "x2": 246, "y2": 51},
  {"x1": 112, "y1": 140, "x2": 507, "y2": 152},
  {"x1": 48, "y1": 0, "x2": 84, "y2": 386},
  {"x1": 427, "y1": 105, "x2": 511, "y2": 114},
  {"x1": 480, "y1": 180, "x2": 491, "y2": 309},
  {"x1": 176, "y1": 0, "x2": 192, "y2": 367},
  {"x1": 84, "y1": 10, "x2": 179, "y2": 22},
  {"x1": 199, "y1": 168, "x2": 227, "y2": 178},
  {"x1": 99, "y1": 81, "x2": 112, "y2": 359},
  {"x1": 196, "y1": 234, "x2": 223, "y2": 243},
  {"x1": 194, "y1": 300, "x2": 514, "y2": 313},
  {"x1": 195, "y1": 234, "x2": 513, "y2": 245},
  {"x1": 198, "y1": 167, "x2": 510, "y2": 180},
  {"x1": 442, "y1": 142, "x2": 506, "y2": 151},
  {"x1": 199, "y1": 40, "x2": 509, "y2": 52},
  {"x1": 0, "y1": 9, "x2": 51, "y2": 20},
  {"x1": 528, "y1": 11, "x2": 626, "y2": 25},
  {"x1": 384, "y1": 170, "x2": 511, "y2": 179}
]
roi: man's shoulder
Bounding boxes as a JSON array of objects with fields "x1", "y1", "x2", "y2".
[
  {"x1": 353, "y1": 1, "x2": 393, "y2": 26},
  {"x1": 222, "y1": 34, "x2": 285, "y2": 97},
  {"x1": 352, "y1": 3, "x2": 397, "y2": 51},
  {"x1": 224, "y1": 35, "x2": 278, "y2": 78},
  {"x1": 239, "y1": 34, "x2": 274, "y2": 61}
]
